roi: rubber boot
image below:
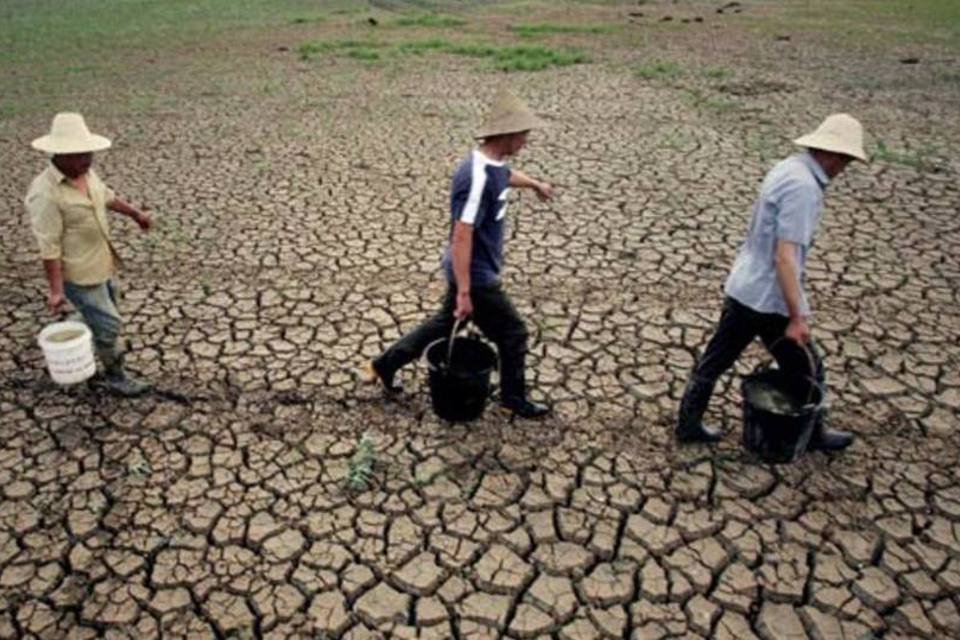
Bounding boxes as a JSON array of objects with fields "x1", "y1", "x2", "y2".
[
  {"x1": 98, "y1": 348, "x2": 150, "y2": 397},
  {"x1": 676, "y1": 375, "x2": 723, "y2": 443},
  {"x1": 807, "y1": 406, "x2": 853, "y2": 451},
  {"x1": 499, "y1": 361, "x2": 549, "y2": 419},
  {"x1": 361, "y1": 359, "x2": 403, "y2": 395},
  {"x1": 502, "y1": 397, "x2": 550, "y2": 419}
]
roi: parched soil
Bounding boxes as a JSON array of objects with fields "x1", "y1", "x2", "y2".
[{"x1": 0, "y1": 1, "x2": 958, "y2": 638}]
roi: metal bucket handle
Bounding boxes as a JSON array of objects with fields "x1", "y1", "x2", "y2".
[
  {"x1": 445, "y1": 318, "x2": 465, "y2": 369},
  {"x1": 761, "y1": 337, "x2": 820, "y2": 408}
]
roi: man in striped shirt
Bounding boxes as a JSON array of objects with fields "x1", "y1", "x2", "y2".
[{"x1": 365, "y1": 91, "x2": 554, "y2": 419}]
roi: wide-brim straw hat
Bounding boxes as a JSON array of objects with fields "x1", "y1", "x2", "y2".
[
  {"x1": 31, "y1": 112, "x2": 111, "y2": 154},
  {"x1": 793, "y1": 113, "x2": 867, "y2": 162},
  {"x1": 474, "y1": 90, "x2": 544, "y2": 139}
]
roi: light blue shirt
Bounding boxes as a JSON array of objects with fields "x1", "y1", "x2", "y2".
[{"x1": 724, "y1": 152, "x2": 829, "y2": 317}]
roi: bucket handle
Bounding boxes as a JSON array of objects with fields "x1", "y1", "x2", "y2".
[
  {"x1": 762, "y1": 337, "x2": 819, "y2": 407},
  {"x1": 446, "y1": 318, "x2": 465, "y2": 368}
]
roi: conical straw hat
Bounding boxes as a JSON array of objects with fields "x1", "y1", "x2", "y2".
[
  {"x1": 793, "y1": 113, "x2": 867, "y2": 162},
  {"x1": 474, "y1": 90, "x2": 544, "y2": 139},
  {"x1": 31, "y1": 113, "x2": 111, "y2": 154}
]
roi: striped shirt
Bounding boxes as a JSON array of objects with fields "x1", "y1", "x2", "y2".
[{"x1": 442, "y1": 149, "x2": 512, "y2": 286}]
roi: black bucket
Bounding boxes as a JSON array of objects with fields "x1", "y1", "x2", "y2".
[
  {"x1": 425, "y1": 322, "x2": 498, "y2": 422},
  {"x1": 741, "y1": 342, "x2": 824, "y2": 463}
]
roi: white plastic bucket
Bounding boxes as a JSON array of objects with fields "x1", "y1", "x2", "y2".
[{"x1": 37, "y1": 320, "x2": 96, "y2": 385}]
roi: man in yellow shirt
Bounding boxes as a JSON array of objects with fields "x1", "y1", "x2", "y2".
[{"x1": 26, "y1": 113, "x2": 153, "y2": 396}]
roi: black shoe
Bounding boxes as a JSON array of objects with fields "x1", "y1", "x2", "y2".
[
  {"x1": 362, "y1": 360, "x2": 403, "y2": 394},
  {"x1": 502, "y1": 398, "x2": 550, "y2": 419},
  {"x1": 808, "y1": 427, "x2": 853, "y2": 452},
  {"x1": 675, "y1": 423, "x2": 723, "y2": 444}
]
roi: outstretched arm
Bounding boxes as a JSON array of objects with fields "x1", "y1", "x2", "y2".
[
  {"x1": 509, "y1": 169, "x2": 554, "y2": 201},
  {"x1": 107, "y1": 197, "x2": 152, "y2": 231}
]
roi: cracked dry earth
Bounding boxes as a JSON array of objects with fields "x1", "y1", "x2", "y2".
[{"x1": 2, "y1": 10, "x2": 960, "y2": 640}]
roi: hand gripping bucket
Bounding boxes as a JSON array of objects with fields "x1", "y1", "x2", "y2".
[
  {"x1": 37, "y1": 320, "x2": 96, "y2": 385},
  {"x1": 741, "y1": 340, "x2": 824, "y2": 464},
  {"x1": 425, "y1": 320, "x2": 498, "y2": 422}
]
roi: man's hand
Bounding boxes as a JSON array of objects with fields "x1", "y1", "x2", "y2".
[
  {"x1": 48, "y1": 290, "x2": 66, "y2": 315},
  {"x1": 785, "y1": 316, "x2": 811, "y2": 344},
  {"x1": 134, "y1": 211, "x2": 152, "y2": 232},
  {"x1": 454, "y1": 290, "x2": 473, "y2": 320},
  {"x1": 534, "y1": 181, "x2": 554, "y2": 202}
]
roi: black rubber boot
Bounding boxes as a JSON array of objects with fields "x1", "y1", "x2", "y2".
[
  {"x1": 365, "y1": 359, "x2": 403, "y2": 395},
  {"x1": 502, "y1": 397, "x2": 550, "y2": 419},
  {"x1": 676, "y1": 375, "x2": 723, "y2": 443},
  {"x1": 98, "y1": 349, "x2": 150, "y2": 397},
  {"x1": 807, "y1": 407, "x2": 853, "y2": 451}
]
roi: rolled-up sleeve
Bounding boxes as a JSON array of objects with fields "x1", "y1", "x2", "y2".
[{"x1": 25, "y1": 191, "x2": 63, "y2": 260}]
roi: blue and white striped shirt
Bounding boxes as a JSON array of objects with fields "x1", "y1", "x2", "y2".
[{"x1": 442, "y1": 149, "x2": 512, "y2": 287}]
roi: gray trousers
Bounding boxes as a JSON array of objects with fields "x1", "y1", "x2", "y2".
[{"x1": 64, "y1": 279, "x2": 123, "y2": 367}]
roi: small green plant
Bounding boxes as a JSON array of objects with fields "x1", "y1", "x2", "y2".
[
  {"x1": 392, "y1": 13, "x2": 466, "y2": 28},
  {"x1": 344, "y1": 48, "x2": 380, "y2": 61},
  {"x1": 511, "y1": 23, "x2": 613, "y2": 37},
  {"x1": 872, "y1": 140, "x2": 935, "y2": 170},
  {"x1": 702, "y1": 66, "x2": 731, "y2": 80},
  {"x1": 682, "y1": 87, "x2": 741, "y2": 113},
  {"x1": 701, "y1": 96, "x2": 740, "y2": 112},
  {"x1": 634, "y1": 59, "x2": 683, "y2": 80},
  {"x1": 745, "y1": 131, "x2": 778, "y2": 161},
  {"x1": 127, "y1": 454, "x2": 152, "y2": 478},
  {"x1": 346, "y1": 433, "x2": 377, "y2": 492}
]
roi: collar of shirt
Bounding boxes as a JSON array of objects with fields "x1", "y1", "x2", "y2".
[
  {"x1": 474, "y1": 148, "x2": 506, "y2": 167},
  {"x1": 799, "y1": 151, "x2": 830, "y2": 190},
  {"x1": 46, "y1": 162, "x2": 69, "y2": 185}
]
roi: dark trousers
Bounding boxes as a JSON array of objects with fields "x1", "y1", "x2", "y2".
[
  {"x1": 374, "y1": 282, "x2": 530, "y2": 402},
  {"x1": 678, "y1": 297, "x2": 825, "y2": 429}
]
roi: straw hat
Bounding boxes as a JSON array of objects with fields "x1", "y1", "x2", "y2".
[
  {"x1": 31, "y1": 113, "x2": 111, "y2": 154},
  {"x1": 475, "y1": 90, "x2": 544, "y2": 139},
  {"x1": 793, "y1": 113, "x2": 867, "y2": 162}
]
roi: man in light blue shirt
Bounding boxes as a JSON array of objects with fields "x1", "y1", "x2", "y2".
[{"x1": 676, "y1": 114, "x2": 868, "y2": 451}]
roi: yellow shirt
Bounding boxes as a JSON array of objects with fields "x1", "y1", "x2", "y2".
[{"x1": 25, "y1": 164, "x2": 118, "y2": 286}]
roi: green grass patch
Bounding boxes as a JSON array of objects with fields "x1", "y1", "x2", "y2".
[
  {"x1": 701, "y1": 67, "x2": 732, "y2": 80},
  {"x1": 297, "y1": 39, "x2": 383, "y2": 61},
  {"x1": 392, "y1": 13, "x2": 467, "y2": 28},
  {"x1": 0, "y1": 0, "x2": 361, "y2": 68},
  {"x1": 634, "y1": 59, "x2": 683, "y2": 80},
  {"x1": 743, "y1": 0, "x2": 960, "y2": 52},
  {"x1": 300, "y1": 38, "x2": 588, "y2": 72},
  {"x1": 396, "y1": 38, "x2": 451, "y2": 55},
  {"x1": 511, "y1": 22, "x2": 613, "y2": 37},
  {"x1": 682, "y1": 88, "x2": 742, "y2": 113},
  {"x1": 872, "y1": 140, "x2": 937, "y2": 170},
  {"x1": 448, "y1": 43, "x2": 588, "y2": 71}
]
